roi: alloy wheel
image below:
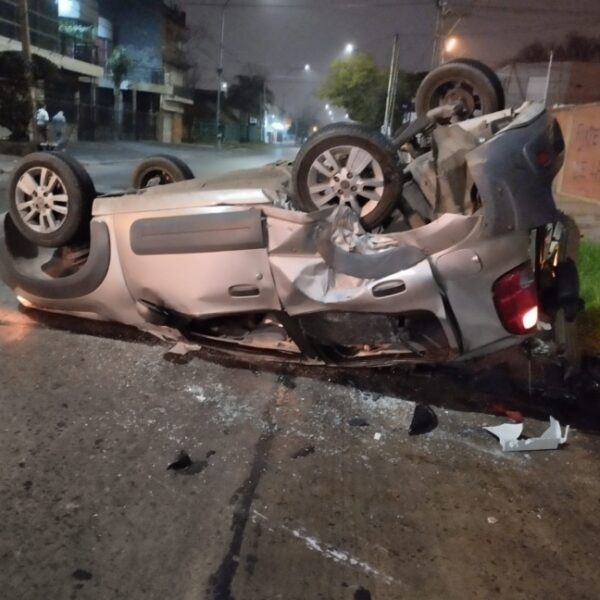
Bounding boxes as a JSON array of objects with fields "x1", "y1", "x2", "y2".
[
  {"x1": 15, "y1": 166, "x2": 69, "y2": 234},
  {"x1": 306, "y1": 145, "x2": 386, "y2": 218}
]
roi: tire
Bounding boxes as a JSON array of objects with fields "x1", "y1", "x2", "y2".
[
  {"x1": 415, "y1": 61, "x2": 503, "y2": 118},
  {"x1": 56, "y1": 152, "x2": 97, "y2": 200},
  {"x1": 447, "y1": 58, "x2": 505, "y2": 111},
  {"x1": 8, "y1": 152, "x2": 94, "y2": 247},
  {"x1": 131, "y1": 154, "x2": 194, "y2": 189},
  {"x1": 291, "y1": 125, "x2": 402, "y2": 230}
]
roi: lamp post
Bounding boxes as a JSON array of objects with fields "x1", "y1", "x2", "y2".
[
  {"x1": 440, "y1": 35, "x2": 459, "y2": 63},
  {"x1": 263, "y1": 64, "x2": 311, "y2": 143},
  {"x1": 215, "y1": 0, "x2": 231, "y2": 148}
]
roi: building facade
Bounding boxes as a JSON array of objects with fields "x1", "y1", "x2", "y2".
[
  {"x1": 0, "y1": 0, "x2": 192, "y2": 143},
  {"x1": 96, "y1": 0, "x2": 193, "y2": 143}
]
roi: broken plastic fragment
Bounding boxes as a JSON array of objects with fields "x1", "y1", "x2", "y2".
[
  {"x1": 409, "y1": 404, "x2": 438, "y2": 435},
  {"x1": 484, "y1": 417, "x2": 569, "y2": 452},
  {"x1": 167, "y1": 341, "x2": 202, "y2": 356},
  {"x1": 373, "y1": 432, "x2": 382, "y2": 441}
]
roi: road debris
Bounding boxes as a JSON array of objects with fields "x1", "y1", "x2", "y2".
[
  {"x1": 291, "y1": 445, "x2": 315, "y2": 459},
  {"x1": 373, "y1": 432, "x2": 382, "y2": 441},
  {"x1": 484, "y1": 417, "x2": 569, "y2": 452},
  {"x1": 409, "y1": 404, "x2": 438, "y2": 435},
  {"x1": 488, "y1": 401, "x2": 524, "y2": 423},
  {"x1": 487, "y1": 516, "x2": 498, "y2": 525},
  {"x1": 167, "y1": 450, "x2": 193, "y2": 470},
  {"x1": 167, "y1": 450, "x2": 210, "y2": 474}
]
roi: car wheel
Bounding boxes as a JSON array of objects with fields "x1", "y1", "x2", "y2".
[
  {"x1": 8, "y1": 152, "x2": 94, "y2": 247},
  {"x1": 131, "y1": 154, "x2": 194, "y2": 189},
  {"x1": 415, "y1": 61, "x2": 503, "y2": 118},
  {"x1": 292, "y1": 125, "x2": 402, "y2": 230},
  {"x1": 447, "y1": 58, "x2": 505, "y2": 111},
  {"x1": 58, "y1": 152, "x2": 97, "y2": 200}
]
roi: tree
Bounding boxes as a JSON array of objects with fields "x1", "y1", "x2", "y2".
[
  {"x1": 319, "y1": 54, "x2": 387, "y2": 127},
  {"x1": 319, "y1": 53, "x2": 424, "y2": 129},
  {"x1": 0, "y1": 52, "x2": 58, "y2": 140},
  {"x1": 512, "y1": 32, "x2": 600, "y2": 64},
  {"x1": 107, "y1": 46, "x2": 129, "y2": 138}
]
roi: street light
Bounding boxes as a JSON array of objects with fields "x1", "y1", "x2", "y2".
[
  {"x1": 325, "y1": 103, "x2": 330, "y2": 110},
  {"x1": 344, "y1": 43, "x2": 354, "y2": 55},
  {"x1": 444, "y1": 36, "x2": 458, "y2": 53},
  {"x1": 304, "y1": 63, "x2": 311, "y2": 71},
  {"x1": 441, "y1": 35, "x2": 459, "y2": 63}
]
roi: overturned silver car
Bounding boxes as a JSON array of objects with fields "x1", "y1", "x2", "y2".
[{"x1": 0, "y1": 62, "x2": 581, "y2": 367}]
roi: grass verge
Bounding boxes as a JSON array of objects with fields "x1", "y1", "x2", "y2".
[{"x1": 577, "y1": 240, "x2": 600, "y2": 355}]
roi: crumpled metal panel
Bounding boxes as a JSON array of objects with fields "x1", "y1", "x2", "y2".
[
  {"x1": 466, "y1": 104, "x2": 558, "y2": 236},
  {"x1": 432, "y1": 125, "x2": 479, "y2": 215}
]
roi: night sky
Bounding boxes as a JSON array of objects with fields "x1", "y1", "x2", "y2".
[{"x1": 181, "y1": 0, "x2": 600, "y2": 117}]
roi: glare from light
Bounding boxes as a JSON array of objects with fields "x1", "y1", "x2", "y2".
[
  {"x1": 16, "y1": 295, "x2": 33, "y2": 308},
  {"x1": 345, "y1": 43, "x2": 354, "y2": 55},
  {"x1": 304, "y1": 64, "x2": 311, "y2": 71},
  {"x1": 312, "y1": 126, "x2": 318, "y2": 132},
  {"x1": 345, "y1": 113, "x2": 349, "y2": 119},
  {"x1": 325, "y1": 103, "x2": 330, "y2": 109},
  {"x1": 221, "y1": 81, "x2": 228, "y2": 91},
  {"x1": 444, "y1": 36, "x2": 458, "y2": 53},
  {"x1": 521, "y1": 306, "x2": 538, "y2": 330},
  {"x1": 328, "y1": 109, "x2": 333, "y2": 115},
  {"x1": 272, "y1": 121, "x2": 286, "y2": 131}
]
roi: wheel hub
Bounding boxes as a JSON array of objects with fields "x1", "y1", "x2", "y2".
[
  {"x1": 15, "y1": 166, "x2": 69, "y2": 234},
  {"x1": 307, "y1": 144, "x2": 385, "y2": 217}
]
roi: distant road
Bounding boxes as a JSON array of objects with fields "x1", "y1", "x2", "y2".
[{"x1": 0, "y1": 141, "x2": 299, "y2": 211}]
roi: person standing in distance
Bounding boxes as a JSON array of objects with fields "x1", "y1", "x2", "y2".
[{"x1": 35, "y1": 105, "x2": 50, "y2": 143}]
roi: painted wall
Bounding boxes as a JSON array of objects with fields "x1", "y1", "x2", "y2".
[{"x1": 554, "y1": 103, "x2": 600, "y2": 204}]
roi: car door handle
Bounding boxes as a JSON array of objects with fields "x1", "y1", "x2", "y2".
[
  {"x1": 229, "y1": 284, "x2": 260, "y2": 297},
  {"x1": 372, "y1": 280, "x2": 406, "y2": 298}
]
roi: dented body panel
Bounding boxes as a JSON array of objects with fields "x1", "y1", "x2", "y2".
[{"x1": 0, "y1": 103, "x2": 573, "y2": 366}]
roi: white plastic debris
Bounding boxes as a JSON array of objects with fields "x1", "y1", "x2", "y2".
[
  {"x1": 487, "y1": 516, "x2": 498, "y2": 525},
  {"x1": 484, "y1": 417, "x2": 569, "y2": 452},
  {"x1": 373, "y1": 432, "x2": 382, "y2": 441},
  {"x1": 167, "y1": 341, "x2": 202, "y2": 355}
]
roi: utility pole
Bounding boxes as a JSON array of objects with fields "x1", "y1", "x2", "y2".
[
  {"x1": 19, "y1": 0, "x2": 37, "y2": 145},
  {"x1": 215, "y1": 0, "x2": 230, "y2": 149},
  {"x1": 383, "y1": 34, "x2": 400, "y2": 137},
  {"x1": 431, "y1": 0, "x2": 448, "y2": 69}
]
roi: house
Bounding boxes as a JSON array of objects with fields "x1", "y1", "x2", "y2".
[
  {"x1": 496, "y1": 62, "x2": 600, "y2": 107},
  {"x1": 0, "y1": 0, "x2": 104, "y2": 134},
  {"x1": 96, "y1": 0, "x2": 193, "y2": 143}
]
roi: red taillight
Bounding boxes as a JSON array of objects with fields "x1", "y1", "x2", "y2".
[{"x1": 493, "y1": 264, "x2": 538, "y2": 335}]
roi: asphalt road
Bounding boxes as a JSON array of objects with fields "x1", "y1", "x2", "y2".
[
  {"x1": 1, "y1": 143, "x2": 600, "y2": 599},
  {"x1": 1, "y1": 294, "x2": 600, "y2": 600}
]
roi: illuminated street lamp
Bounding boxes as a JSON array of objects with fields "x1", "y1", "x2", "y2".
[
  {"x1": 441, "y1": 35, "x2": 459, "y2": 63},
  {"x1": 304, "y1": 64, "x2": 311, "y2": 71},
  {"x1": 344, "y1": 43, "x2": 354, "y2": 55},
  {"x1": 325, "y1": 103, "x2": 330, "y2": 110},
  {"x1": 444, "y1": 36, "x2": 458, "y2": 53}
]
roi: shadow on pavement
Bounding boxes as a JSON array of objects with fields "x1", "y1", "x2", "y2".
[{"x1": 20, "y1": 305, "x2": 600, "y2": 435}]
